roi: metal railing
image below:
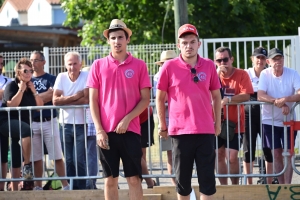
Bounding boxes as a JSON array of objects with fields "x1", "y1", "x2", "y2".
[{"x1": 0, "y1": 102, "x2": 299, "y2": 190}]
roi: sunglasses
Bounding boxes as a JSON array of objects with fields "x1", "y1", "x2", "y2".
[
  {"x1": 215, "y1": 57, "x2": 229, "y2": 63},
  {"x1": 191, "y1": 68, "x2": 199, "y2": 83},
  {"x1": 21, "y1": 69, "x2": 34, "y2": 74}
]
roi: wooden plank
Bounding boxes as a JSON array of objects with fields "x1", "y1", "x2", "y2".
[{"x1": 0, "y1": 185, "x2": 299, "y2": 200}]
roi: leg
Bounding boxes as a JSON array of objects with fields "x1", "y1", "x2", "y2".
[
  {"x1": 243, "y1": 161, "x2": 253, "y2": 184},
  {"x1": 284, "y1": 152, "x2": 293, "y2": 184},
  {"x1": 11, "y1": 167, "x2": 20, "y2": 191},
  {"x1": 86, "y1": 135, "x2": 98, "y2": 189},
  {"x1": 0, "y1": 163, "x2": 7, "y2": 190},
  {"x1": 273, "y1": 148, "x2": 284, "y2": 183},
  {"x1": 33, "y1": 160, "x2": 43, "y2": 188},
  {"x1": 74, "y1": 124, "x2": 87, "y2": 189},
  {"x1": 216, "y1": 146, "x2": 228, "y2": 185},
  {"x1": 54, "y1": 159, "x2": 69, "y2": 187},
  {"x1": 166, "y1": 150, "x2": 176, "y2": 185},
  {"x1": 104, "y1": 176, "x2": 119, "y2": 200},
  {"x1": 263, "y1": 147, "x2": 273, "y2": 184},
  {"x1": 127, "y1": 175, "x2": 143, "y2": 200},
  {"x1": 227, "y1": 148, "x2": 239, "y2": 184},
  {"x1": 60, "y1": 124, "x2": 75, "y2": 183},
  {"x1": 43, "y1": 119, "x2": 69, "y2": 187},
  {"x1": 141, "y1": 148, "x2": 154, "y2": 188}
]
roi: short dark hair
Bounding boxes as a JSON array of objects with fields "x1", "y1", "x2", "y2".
[
  {"x1": 31, "y1": 51, "x2": 45, "y2": 60},
  {"x1": 108, "y1": 28, "x2": 129, "y2": 40},
  {"x1": 215, "y1": 47, "x2": 232, "y2": 58}
]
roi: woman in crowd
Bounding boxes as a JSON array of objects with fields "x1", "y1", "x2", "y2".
[
  {"x1": 243, "y1": 47, "x2": 273, "y2": 184},
  {"x1": 0, "y1": 58, "x2": 43, "y2": 190}
]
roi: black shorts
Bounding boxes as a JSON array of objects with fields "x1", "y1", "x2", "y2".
[
  {"x1": 216, "y1": 133, "x2": 243, "y2": 151},
  {"x1": 171, "y1": 134, "x2": 216, "y2": 196},
  {"x1": 98, "y1": 131, "x2": 142, "y2": 179},
  {"x1": 243, "y1": 113, "x2": 273, "y2": 163},
  {"x1": 140, "y1": 114, "x2": 155, "y2": 148}
]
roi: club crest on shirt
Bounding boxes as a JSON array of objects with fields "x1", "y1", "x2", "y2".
[
  {"x1": 198, "y1": 72, "x2": 206, "y2": 81},
  {"x1": 125, "y1": 69, "x2": 134, "y2": 78}
]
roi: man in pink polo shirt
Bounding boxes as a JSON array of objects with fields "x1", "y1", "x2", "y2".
[
  {"x1": 86, "y1": 19, "x2": 151, "y2": 200},
  {"x1": 156, "y1": 24, "x2": 221, "y2": 200}
]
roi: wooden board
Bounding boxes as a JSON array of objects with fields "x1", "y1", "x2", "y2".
[{"x1": 0, "y1": 185, "x2": 299, "y2": 200}]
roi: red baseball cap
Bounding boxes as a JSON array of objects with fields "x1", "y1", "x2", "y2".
[{"x1": 178, "y1": 24, "x2": 199, "y2": 38}]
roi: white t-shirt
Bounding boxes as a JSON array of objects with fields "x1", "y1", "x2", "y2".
[
  {"x1": 258, "y1": 67, "x2": 300, "y2": 127},
  {"x1": 245, "y1": 67, "x2": 259, "y2": 92},
  {"x1": 0, "y1": 75, "x2": 11, "y2": 106},
  {"x1": 53, "y1": 71, "x2": 89, "y2": 124}
]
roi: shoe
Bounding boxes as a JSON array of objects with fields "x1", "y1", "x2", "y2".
[
  {"x1": 33, "y1": 186, "x2": 43, "y2": 190},
  {"x1": 62, "y1": 185, "x2": 70, "y2": 190},
  {"x1": 23, "y1": 164, "x2": 33, "y2": 180}
]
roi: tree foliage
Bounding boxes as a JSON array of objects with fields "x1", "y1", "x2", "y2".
[{"x1": 62, "y1": 0, "x2": 300, "y2": 46}]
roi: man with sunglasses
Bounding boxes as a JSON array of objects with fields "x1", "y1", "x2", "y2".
[
  {"x1": 30, "y1": 51, "x2": 70, "y2": 190},
  {"x1": 215, "y1": 47, "x2": 253, "y2": 185},
  {"x1": 156, "y1": 24, "x2": 221, "y2": 200},
  {"x1": 258, "y1": 48, "x2": 300, "y2": 184}
]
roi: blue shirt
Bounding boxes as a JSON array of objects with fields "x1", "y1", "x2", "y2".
[{"x1": 32, "y1": 73, "x2": 57, "y2": 118}]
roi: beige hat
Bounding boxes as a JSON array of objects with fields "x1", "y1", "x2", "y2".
[
  {"x1": 155, "y1": 50, "x2": 177, "y2": 65},
  {"x1": 103, "y1": 19, "x2": 132, "y2": 39}
]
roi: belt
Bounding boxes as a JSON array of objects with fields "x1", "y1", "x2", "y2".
[{"x1": 33, "y1": 117, "x2": 52, "y2": 122}]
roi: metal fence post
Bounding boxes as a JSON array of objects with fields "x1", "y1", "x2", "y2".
[{"x1": 43, "y1": 46, "x2": 50, "y2": 73}]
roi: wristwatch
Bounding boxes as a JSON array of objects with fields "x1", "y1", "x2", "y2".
[{"x1": 34, "y1": 91, "x2": 39, "y2": 96}]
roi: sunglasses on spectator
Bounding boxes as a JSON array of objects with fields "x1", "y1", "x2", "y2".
[
  {"x1": 191, "y1": 68, "x2": 199, "y2": 83},
  {"x1": 21, "y1": 69, "x2": 34, "y2": 74},
  {"x1": 215, "y1": 57, "x2": 229, "y2": 63}
]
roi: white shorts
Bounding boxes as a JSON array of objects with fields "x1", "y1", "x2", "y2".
[{"x1": 31, "y1": 117, "x2": 63, "y2": 161}]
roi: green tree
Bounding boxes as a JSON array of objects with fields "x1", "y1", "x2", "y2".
[
  {"x1": 61, "y1": 0, "x2": 175, "y2": 46},
  {"x1": 62, "y1": 0, "x2": 300, "y2": 46}
]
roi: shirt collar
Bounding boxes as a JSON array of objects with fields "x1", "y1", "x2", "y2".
[{"x1": 108, "y1": 52, "x2": 133, "y2": 64}]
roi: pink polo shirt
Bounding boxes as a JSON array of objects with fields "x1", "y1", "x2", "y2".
[
  {"x1": 157, "y1": 54, "x2": 220, "y2": 135},
  {"x1": 87, "y1": 52, "x2": 151, "y2": 135}
]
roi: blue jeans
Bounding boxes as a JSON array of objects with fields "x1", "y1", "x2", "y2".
[
  {"x1": 60, "y1": 124, "x2": 87, "y2": 190},
  {"x1": 86, "y1": 136, "x2": 98, "y2": 189}
]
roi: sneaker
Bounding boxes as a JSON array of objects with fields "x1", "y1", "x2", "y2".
[
  {"x1": 62, "y1": 185, "x2": 70, "y2": 190},
  {"x1": 33, "y1": 186, "x2": 43, "y2": 190},
  {"x1": 23, "y1": 164, "x2": 33, "y2": 180}
]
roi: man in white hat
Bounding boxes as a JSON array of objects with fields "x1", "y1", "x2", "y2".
[
  {"x1": 156, "y1": 24, "x2": 221, "y2": 200},
  {"x1": 87, "y1": 19, "x2": 151, "y2": 199}
]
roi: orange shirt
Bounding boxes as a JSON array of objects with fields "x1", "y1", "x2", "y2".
[{"x1": 220, "y1": 68, "x2": 253, "y2": 133}]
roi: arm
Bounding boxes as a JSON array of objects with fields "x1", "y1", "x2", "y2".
[
  {"x1": 222, "y1": 93, "x2": 250, "y2": 106},
  {"x1": 38, "y1": 88, "x2": 54, "y2": 104},
  {"x1": 89, "y1": 88, "x2": 109, "y2": 149},
  {"x1": 274, "y1": 89, "x2": 300, "y2": 108},
  {"x1": 52, "y1": 88, "x2": 88, "y2": 106},
  {"x1": 156, "y1": 89, "x2": 168, "y2": 139},
  {"x1": 115, "y1": 87, "x2": 150, "y2": 134},
  {"x1": 257, "y1": 90, "x2": 276, "y2": 103},
  {"x1": 0, "y1": 89, "x2": 4, "y2": 100},
  {"x1": 211, "y1": 89, "x2": 221, "y2": 136},
  {"x1": 7, "y1": 80, "x2": 27, "y2": 107}
]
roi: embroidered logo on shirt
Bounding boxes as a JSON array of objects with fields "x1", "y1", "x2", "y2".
[
  {"x1": 198, "y1": 72, "x2": 206, "y2": 81},
  {"x1": 125, "y1": 69, "x2": 134, "y2": 78}
]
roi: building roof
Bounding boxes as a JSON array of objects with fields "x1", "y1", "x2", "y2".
[
  {"x1": 0, "y1": 0, "x2": 61, "y2": 12},
  {"x1": 1, "y1": 0, "x2": 32, "y2": 12}
]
